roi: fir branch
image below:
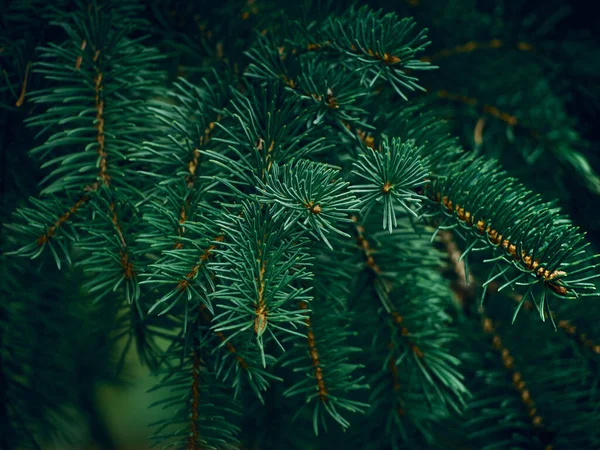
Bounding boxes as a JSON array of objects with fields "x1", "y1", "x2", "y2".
[
  {"x1": 36, "y1": 193, "x2": 90, "y2": 247},
  {"x1": 431, "y1": 87, "x2": 600, "y2": 195},
  {"x1": 141, "y1": 195, "x2": 223, "y2": 317},
  {"x1": 149, "y1": 336, "x2": 241, "y2": 450},
  {"x1": 352, "y1": 216, "x2": 467, "y2": 415},
  {"x1": 351, "y1": 137, "x2": 428, "y2": 232},
  {"x1": 435, "y1": 89, "x2": 518, "y2": 127},
  {"x1": 256, "y1": 159, "x2": 359, "y2": 249},
  {"x1": 199, "y1": 302, "x2": 279, "y2": 402},
  {"x1": 281, "y1": 300, "x2": 368, "y2": 435},
  {"x1": 210, "y1": 201, "x2": 313, "y2": 366},
  {"x1": 427, "y1": 155, "x2": 599, "y2": 317},
  {"x1": 481, "y1": 316, "x2": 546, "y2": 429},
  {"x1": 442, "y1": 227, "x2": 600, "y2": 366},
  {"x1": 205, "y1": 82, "x2": 328, "y2": 186},
  {"x1": 299, "y1": 301, "x2": 328, "y2": 403},
  {"x1": 305, "y1": 6, "x2": 434, "y2": 98}
]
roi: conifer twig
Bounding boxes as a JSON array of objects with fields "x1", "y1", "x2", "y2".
[
  {"x1": 299, "y1": 301, "x2": 329, "y2": 402},
  {"x1": 93, "y1": 50, "x2": 109, "y2": 187},
  {"x1": 481, "y1": 315, "x2": 553, "y2": 446},
  {"x1": 36, "y1": 194, "x2": 90, "y2": 246},
  {"x1": 441, "y1": 230, "x2": 600, "y2": 356},
  {"x1": 199, "y1": 305, "x2": 249, "y2": 370},
  {"x1": 353, "y1": 219, "x2": 425, "y2": 360},
  {"x1": 433, "y1": 192, "x2": 568, "y2": 296}
]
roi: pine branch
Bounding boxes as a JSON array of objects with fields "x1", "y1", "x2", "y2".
[
  {"x1": 426, "y1": 155, "x2": 599, "y2": 319},
  {"x1": 280, "y1": 300, "x2": 368, "y2": 435},
  {"x1": 149, "y1": 335, "x2": 241, "y2": 450},
  {"x1": 351, "y1": 137, "x2": 428, "y2": 232},
  {"x1": 209, "y1": 201, "x2": 313, "y2": 367},
  {"x1": 351, "y1": 215, "x2": 467, "y2": 447},
  {"x1": 256, "y1": 159, "x2": 359, "y2": 249}
]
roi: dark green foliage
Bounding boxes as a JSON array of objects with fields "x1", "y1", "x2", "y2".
[
  {"x1": 426, "y1": 154, "x2": 599, "y2": 317},
  {"x1": 2, "y1": 1, "x2": 600, "y2": 449},
  {"x1": 352, "y1": 137, "x2": 427, "y2": 231},
  {"x1": 280, "y1": 300, "x2": 368, "y2": 434},
  {"x1": 316, "y1": 7, "x2": 434, "y2": 98},
  {"x1": 210, "y1": 201, "x2": 313, "y2": 366},
  {"x1": 256, "y1": 159, "x2": 359, "y2": 247},
  {"x1": 149, "y1": 336, "x2": 241, "y2": 450}
]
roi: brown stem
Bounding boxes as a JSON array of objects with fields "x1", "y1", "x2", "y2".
[
  {"x1": 109, "y1": 203, "x2": 134, "y2": 280},
  {"x1": 481, "y1": 316, "x2": 548, "y2": 431},
  {"x1": 93, "y1": 50, "x2": 109, "y2": 187},
  {"x1": 433, "y1": 192, "x2": 568, "y2": 296},
  {"x1": 299, "y1": 301, "x2": 328, "y2": 402},
  {"x1": 176, "y1": 235, "x2": 225, "y2": 292},
  {"x1": 199, "y1": 305, "x2": 249, "y2": 370},
  {"x1": 15, "y1": 62, "x2": 31, "y2": 108},
  {"x1": 75, "y1": 39, "x2": 87, "y2": 70},
  {"x1": 37, "y1": 194, "x2": 90, "y2": 246}
]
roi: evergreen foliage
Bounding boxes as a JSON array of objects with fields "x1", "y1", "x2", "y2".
[{"x1": 1, "y1": 1, "x2": 599, "y2": 449}]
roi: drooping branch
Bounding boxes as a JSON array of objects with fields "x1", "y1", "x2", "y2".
[
  {"x1": 481, "y1": 315, "x2": 552, "y2": 439},
  {"x1": 353, "y1": 219, "x2": 425, "y2": 360},
  {"x1": 441, "y1": 230, "x2": 600, "y2": 357},
  {"x1": 433, "y1": 191, "x2": 568, "y2": 296}
]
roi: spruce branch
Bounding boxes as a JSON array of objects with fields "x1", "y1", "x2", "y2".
[
  {"x1": 8, "y1": 0, "x2": 164, "y2": 266},
  {"x1": 311, "y1": 6, "x2": 434, "y2": 98},
  {"x1": 431, "y1": 81, "x2": 600, "y2": 195},
  {"x1": 149, "y1": 336, "x2": 241, "y2": 450},
  {"x1": 480, "y1": 315, "x2": 549, "y2": 432},
  {"x1": 256, "y1": 159, "x2": 359, "y2": 249},
  {"x1": 280, "y1": 300, "x2": 368, "y2": 435},
  {"x1": 205, "y1": 82, "x2": 329, "y2": 186},
  {"x1": 141, "y1": 195, "x2": 223, "y2": 318},
  {"x1": 352, "y1": 137, "x2": 428, "y2": 232},
  {"x1": 426, "y1": 155, "x2": 600, "y2": 319},
  {"x1": 209, "y1": 201, "x2": 313, "y2": 367},
  {"x1": 351, "y1": 216, "x2": 467, "y2": 446}
]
